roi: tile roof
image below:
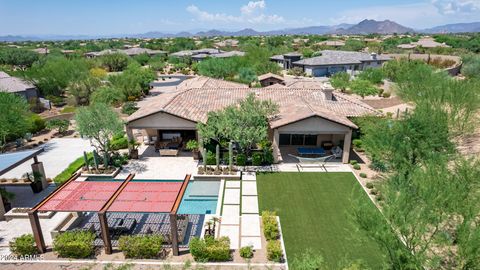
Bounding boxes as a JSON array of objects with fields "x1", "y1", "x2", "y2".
[
  {"x1": 177, "y1": 76, "x2": 249, "y2": 89},
  {"x1": 0, "y1": 72, "x2": 36, "y2": 93},
  {"x1": 191, "y1": 50, "x2": 245, "y2": 60},
  {"x1": 85, "y1": 48, "x2": 166, "y2": 57},
  {"x1": 170, "y1": 48, "x2": 223, "y2": 57},
  {"x1": 294, "y1": 50, "x2": 390, "y2": 66},
  {"x1": 128, "y1": 78, "x2": 378, "y2": 129},
  {"x1": 258, "y1": 73, "x2": 284, "y2": 81}
]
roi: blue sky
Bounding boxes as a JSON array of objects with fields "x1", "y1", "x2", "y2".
[{"x1": 1, "y1": 0, "x2": 479, "y2": 35}]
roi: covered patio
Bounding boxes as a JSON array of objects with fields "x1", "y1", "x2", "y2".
[{"x1": 28, "y1": 173, "x2": 193, "y2": 256}]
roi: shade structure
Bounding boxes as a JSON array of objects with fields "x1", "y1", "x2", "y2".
[
  {"x1": 0, "y1": 148, "x2": 44, "y2": 176},
  {"x1": 38, "y1": 181, "x2": 123, "y2": 212},
  {"x1": 108, "y1": 181, "x2": 183, "y2": 213}
]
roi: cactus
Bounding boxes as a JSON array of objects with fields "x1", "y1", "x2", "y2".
[
  {"x1": 83, "y1": 151, "x2": 90, "y2": 172},
  {"x1": 103, "y1": 152, "x2": 109, "y2": 169},
  {"x1": 93, "y1": 150, "x2": 99, "y2": 171},
  {"x1": 216, "y1": 144, "x2": 220, "y2": 169},
  {"x1": 228, "y1": 142, "x2": 233, "y2": 172}
]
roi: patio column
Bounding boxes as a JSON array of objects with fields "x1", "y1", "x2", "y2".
[
  {"x1": 126, "y1": 125, "x2": 134, "y2": 142},
  {"x1": 0, "y1": 193, "x2": 6, "y2": 221},
  {"x1": 170, "y1": 213, "x2": 179, "y2": 256},
  {"x1": 272, "y1": 129, "x2": 281, "y2": 163},
  {"x1": 28, "y1": 210, "x2": 46, "y2": 253},
  {"x1": 31, "y1": 157, "x2": 49, "y2": 189},
  {"x1": 98, "y1": 212, "x2": 112, "y2": 254},
  {"x1": 342, "y1": 129, "x2": 352, "y2": 164}
]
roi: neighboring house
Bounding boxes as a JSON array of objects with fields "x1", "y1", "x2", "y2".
[
  {"x1": 276, "y1": 50, "x2": 390, "y2": 77},
  {"x1": 258, "y1": 73, "x2": 285, "y2": 87},
  {"x1": 0, "y1": 71, "x2": 38, "y2": 100},
  {"x1": 84, "y1": 48, "x2": 167, "y2": 58},
  {"x1": 270, "y1": 52, "x2": 302, "y2": 69},
  {"x1": 170, "y1": 48, "x2": 245, "y2": 62},
  {"x1": 126, "y1": 77, "x2": 378, "y2": 164},
  {"x1": 397, "y1": 37, "x2": 450, "y2": 49},
  {"x1": 317, "y1": 40, "x2": 346, "y2": 47},
  {"x1": 214, "y1": 39, "x2": 239, "y2": 48},
  {"x1": 32, "y1": 47, "x2": 49, "y2": 55}
]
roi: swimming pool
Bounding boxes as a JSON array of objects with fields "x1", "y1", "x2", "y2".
[
  {"x1": 85, "y1": 177, "x2": 220, "y2": 215},
  {"x1": 177, "y1": 181, "x2": 221, "y2": 215}
]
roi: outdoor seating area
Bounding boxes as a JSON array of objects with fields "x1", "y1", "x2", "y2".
[{"x1": 68, "y1": 212, "x2": 201, "y2": 248}]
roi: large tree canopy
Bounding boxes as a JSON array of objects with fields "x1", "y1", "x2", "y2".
[
  {"x1": 0, "y1": 92, "x2": 31, "y2": 152},
  {"x1": 75, "y1": 103, "x2": 123, "y2": 154},
  {"x1": 197, "y1": 93, "x2": 278, "y2": 154}
]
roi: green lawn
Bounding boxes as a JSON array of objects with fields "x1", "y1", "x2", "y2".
[{"x1": 257, "y1": 172, "x2": 385, "y2": 269}]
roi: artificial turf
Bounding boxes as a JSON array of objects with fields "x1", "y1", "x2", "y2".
[{"x1": 256, "y1": 172, "x2": 385, "y2": 269}]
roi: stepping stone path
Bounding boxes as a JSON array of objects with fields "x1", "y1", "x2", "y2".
[{"x1": 219, "y1": 172, "x2": 262, "y2": 250}]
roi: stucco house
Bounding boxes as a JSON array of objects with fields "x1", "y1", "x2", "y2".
[
  {"x1": 84, "y1": 48, "x2": 167, "y2": 58},
  {"x1": 271, "y1": 50, "x2": 390, "y2": 77},
  {"x1": 0, "y1": 71, "x2": 38, "y2": 100},
  {"x1": 125, "y1": 77, "x2": 377, "y2": 164}
]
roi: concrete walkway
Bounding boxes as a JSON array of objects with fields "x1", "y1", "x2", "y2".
[{"x1": 219, "y1": 172, "x2": 262, "y2": 250}]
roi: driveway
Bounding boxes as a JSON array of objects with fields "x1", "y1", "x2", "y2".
[
  {"x1": 149, "y1": 75, "x2": 192, "y2": 87},
  {"x1": 1, "y1": 138, "x2": 94, "y2": 180}
]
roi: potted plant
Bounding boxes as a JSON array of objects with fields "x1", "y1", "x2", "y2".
[
  {"x1": 1, "y1": 187, "x2": 15, "y2": 212},
  {"x1": 186, "y1": 140, "x2": 200, "y2": 160},
  {"x1": 128, "y1": 139, "x2": 140, "y2": 159},
  {"x1": 28, "y1": 172, "x2": 43, "y2": 193}
]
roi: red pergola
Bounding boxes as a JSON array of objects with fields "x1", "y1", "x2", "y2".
[{"x1": 28, "y1": 173, "x2": 191, "y2": 255}]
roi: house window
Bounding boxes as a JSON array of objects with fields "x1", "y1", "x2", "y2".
[
  {"x1": 279, "y1": 134, "x2": 291, "y2": 146},
  {"x1": 291, "y1": 134, "x2": 304, "y2": 145},
  {"x1": 304, "y1": 135, "x2": 317, "y2": 146}
]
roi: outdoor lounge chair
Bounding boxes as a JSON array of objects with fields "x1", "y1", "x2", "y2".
[
  {"x1": 288, "y1": 154, "x2": 335, "y2": 172},
  {"x1": 331, "y1": 146, "x2": 343, "y2": 159}
]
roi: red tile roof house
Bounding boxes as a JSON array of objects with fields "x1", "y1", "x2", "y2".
[{"x1": 125, "y1": 77, "x2": 377, "y2": 164}]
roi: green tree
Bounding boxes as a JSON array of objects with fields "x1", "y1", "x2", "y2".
[
  {"x1": 330, "y1": 72, "x2": 350, "y2": 92},
  {"x1": 343, "y1": 39, "x2": 365, "y2": 51},
  {"x1": 0, "y1": 93, "x2": 31, "y2": 152},
  {"x1": 75, "y1": 103, "x2": 123, "y2": 155},
  {"x1": 237, "y1": 67, "x2": 257, "y2": 85},
  {"x1": 0, "y1": 48, "x2": 39, "y2": 69},
  {"x1": 100, "y1": 53, "x2": 129, "y2": 72},
  {"x1": 197, "y1": 93, "x2": 278, "y2": 155},
  {"x1": 66, "y1": 76, "x2": 100, "y2": 106},
  {"x1": 349, "y1": 79, "x2": 378, "y2": 98},
  {"x1": 26, "y1": 56, "x2": 89, "y2": 96},
  {"x1": 358, "y1": 68, "x2": 384, "y2": 85},
  {"x1": 90, "y1": 86, "x2": 124, "y2": 106},
  {"x1": 132, "y1": 53, "x2": 150, "y2": 66}
]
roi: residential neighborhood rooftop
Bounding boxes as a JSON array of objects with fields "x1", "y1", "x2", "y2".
[
  {"x1": 293, "y1": 50, "x2": 390, "y2": 66},
  {"x1": 0, "y1": 71, "x2": 36, "y2": 93}
]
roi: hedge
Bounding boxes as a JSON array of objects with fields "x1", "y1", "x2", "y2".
[
  {"x1": 118, "y1": 235, "x2": 163, "y2": 259},
  {"x1": 261, "y1": 211, "x2": 279, "y2": 241},
  {"x1": 53, "y1": 231, "x2": 95, "y2": 258},
  {"x1": 9, "y1": 234, "x2": 38, "y2": 257},
  {"x1": 53, "y1": 152, "x2": 93, "y2": 184},
  {"x1": 267, "y1": 240, "x2": 283, "y2": 262},
  {"x1": 189, "y1": 236, "x2": 231, "y2": 262}
]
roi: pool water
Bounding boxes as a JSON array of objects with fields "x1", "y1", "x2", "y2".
[{"x1": 178, "y1": 181, "x2": 220, "y2": 215}]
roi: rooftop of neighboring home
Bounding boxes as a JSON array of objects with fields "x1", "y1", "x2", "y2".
[
  {"x1": 170, "y1": 48, "x2": 223, "y2": 57},
  {"x1": 0, "y1": 71, "x2": 36, "y2": 93},
  {"x1": 128, "y1": 77, "x2": 377, "y2": 129},
  {"x1": 214, "y1": 39, "x2": 239, "y2": 47},
  {"x1": 397, "y1": 37, "x2": 450, "y2": 49},
  {"x1": 32, "y1": 47, "x2": 49, "y2": 54},
  {"x1": 191, "y1": 50, "x2": 245, "y2": 60},
  {"x1": 84, "y1": 48, "x2": 167, "y2": 57},
  {"x1": 293, "y1": 50, "x2": 390, "y2": 66},
  {"x1": 257, "y1": 73, "x2": 284, "y2": 81},
  {"x1": 270, "y1": 52, "x2": 302, "y2": 61},
  {"x1": 317, "y1": 40, "x2": 346, "y2": 46},
  {"x1": 176, "y1": 76, "x2": 249, "y2": 89}
]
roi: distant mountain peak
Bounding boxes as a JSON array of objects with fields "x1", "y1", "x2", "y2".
[{"x1": 339, "y1": 19, "x2": 414, "y2": 34}]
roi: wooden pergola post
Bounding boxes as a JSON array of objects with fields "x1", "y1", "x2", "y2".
[
  {"x1": 98, "y1": 211, "x2": 112, "y2": 254},
  {"x1": 169, "y1": 213, "x2": 179, "y2": 256},
  {"x1": 28, "y1": 210, "x2": 46, "y2": 253}
]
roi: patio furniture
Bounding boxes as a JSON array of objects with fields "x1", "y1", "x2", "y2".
[
  {"x1": 159, "y1": 149, "x2": 179, "y2": 156},
  {"x1": 331, "y1": 146, "x2": 343, "y2": 159},
  {"x1": 297, "y1": 147, "x2": 326, "y2": 156},
  {"x1": 288, "y1": 154, "x2": 335, "y2": 172}
]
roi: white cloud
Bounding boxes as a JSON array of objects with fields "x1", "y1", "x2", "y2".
[
  {"x1": 431, "y1": 0, "x2": 480, "y2": 15},
  {"x1": 186, "y1": 1, "x2": 284, "y2": 25}
]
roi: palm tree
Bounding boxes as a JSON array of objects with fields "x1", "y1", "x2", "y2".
[
  {"x1": 211, "y1": 217, "x2": 221, "y2": 235},
  {"x1": 204, "y1": 220, "x2": 213, "y2": 236}
]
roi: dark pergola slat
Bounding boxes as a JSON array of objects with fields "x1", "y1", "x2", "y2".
[{"x1": 169, "y1": 174, "x2": 191, "y2": 256}]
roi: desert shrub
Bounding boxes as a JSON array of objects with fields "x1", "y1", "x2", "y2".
[
  {"x1": 91, "y1": 86, "x2": 124, "y2": 106},
  {"x1": 352, "y1": 139, "x2": 363, "y2": 150},
  {"x1": 189, "y1": 236, "x2": 231, "y2": 262},
  {"x1": 236, "y1": 153, "x2": 247, "y2": 166},
  {"x1": 267, "y1": 240, "x2": 283, "y2": 262},
  {"x1": 263, "y1": 148, "x2": 274, "y2": 165},
  {"x1": 252, "y1": 152, "x2": 263, "y2": 166},
  {"x1": 370, "y1": 189, "x2": 378, "y2": 195},
  {"x1": 121, "y1": 101, "x2": 138, "y2": 115},
  {"x1": 359, "y1": 173, "x2": 367, "y2": 178},
  {"x1": 366, "y1": 182, "x2": 374, "y2": 189},
  {"x1": 262, "y1": 211, "x2": 279, "y2": 240},
  {"x1": 240, "y1": 245, "x2": 254, "y2": 259},
  {"x1": 350, "y1": 160, "x2": 358, "y2": 165},
  {"x1": 118, "y1": 234, "x2": 163, "y2": 259},
  {"x1": 100, "y1": 52, "x2": 129, "y2": 72},
  {"x1": 353, "y1": 164, "x2": 361, "y2": 170},
  {"x1": 109, "y1": 133, "x2": 128, "y2": 150},
  {"x1": 358, "y1": 68, "x2": 385, "y2": 84},
  {"x1": 53, "y1": 231, "x2": 95, "y2": 258},
  {"x1": 28, "y1": 114, "x2": 46, "y2": 133},
  {"x1": 370, "y1": 159, "x2": 389, "y2": 172},
  {"x1": 382, "y1": 92, "x2": 391, "y2": 98},
  {"x1": 46, "y1": 95, "x2": 65, "y2": 106},
  {"x1": 9, "y1": 234, "x2": 38, "y2": 257},
  {"x1": 46, "y1": 119, "x2": 69, "y2": 134}
]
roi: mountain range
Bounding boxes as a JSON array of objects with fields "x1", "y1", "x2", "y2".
[{"x1": 1, "y1": 20, "x2": 480, "y2": 42}]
